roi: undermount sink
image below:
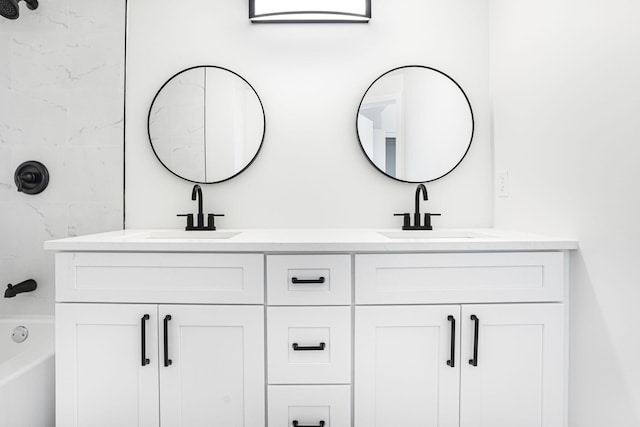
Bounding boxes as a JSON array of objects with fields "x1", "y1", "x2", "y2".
[
  {"x1": 140, "y1": 230, "x2": 242, "y2": 240},
  {"x1": 378, "y1": 230, "x2": 497, "y2": 239}
]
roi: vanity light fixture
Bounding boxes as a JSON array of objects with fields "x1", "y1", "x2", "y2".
[{"x1": 249, "y1": 0, "x2": 371, "y2": 23}]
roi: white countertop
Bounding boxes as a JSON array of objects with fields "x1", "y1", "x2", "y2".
[{"x1": 44, "y1": 228, "x2": 578, "y2": 253}]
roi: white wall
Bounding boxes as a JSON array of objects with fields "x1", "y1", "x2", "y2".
[
  {"x1": 0, "y1": 0, "x2": 125, "y2": 315},
  {"x1": 491, "y1": 1, "x2": 640, "y2": 425},
  {"x1": 126, "y1": 0, "x2": 492, "y2": 229}
]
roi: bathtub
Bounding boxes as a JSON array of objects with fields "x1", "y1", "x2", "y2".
[{"x1": 0, "y1": 316, "x2": 55, "y2": 427}]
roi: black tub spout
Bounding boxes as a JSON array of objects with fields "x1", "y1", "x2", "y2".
[{"x1": 4, "y1": 279, "x2": 37, "y2": 298}]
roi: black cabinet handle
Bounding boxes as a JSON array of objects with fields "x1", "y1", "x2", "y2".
[
  {"x1": 141, "y1": 314, "x2": 150, "y2": 366},
  {"x1": 291, "y1": 277, "x2": 325, "y2": 284},
  {"x1": 292, "y1": 421, "x2": 325, "y2": 427},
  {"x1": 469, "y1": 314, "x2": 479, "y2": 366},
  {"x1": 446, "y1": 315, "x2": 456, "y2": 367},
  {"x1": 163, "y1": 315, "x2": 172, "y2": 367},
  {"x1": 292, "y1": 342, "x2": 326, "y2": 351}
]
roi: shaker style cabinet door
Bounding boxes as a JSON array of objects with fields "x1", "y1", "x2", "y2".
[
  {"x1": 55, "y1": 303, "x2": 160, "y2": 427},
  {"x1": 354, "y1": 305, "x2": 461, "y2": 427},
  {"x1": 459, "y1": 303, "x2": 565, "y2": 427},
  {"x1": 158, "y1": 305, "x2": 265, "y2": 427}
]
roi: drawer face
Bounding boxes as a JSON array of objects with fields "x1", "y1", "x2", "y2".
[
  {"x1": 267, "y1": 255, "x2": 351, "y2": 305},
  {"x1": 55, "y1": 252, "x2": 264, "y2": 304},
  {"x1": 355, "y1": 252, "x2": 566, "y2": 304},
  {"x1": 267, "y1": 306, "x2": 351, "y2": 384},
  {"x1": 268, "y1": 385, "x2": 351, "y2": 427}
]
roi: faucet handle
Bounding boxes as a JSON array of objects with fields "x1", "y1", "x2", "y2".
[
  {"x1": 394, "y1": 213, "x2": 411, "y2": 230},
  {"x1": 206, "y1": 213, "x2": 225, "y2": 230},
  {"x1": 177, "y1": 213, "x2": 194, "y2": 230},
  {"x1": 423, "y1": 213, "x2": 441, "y2": 231}
]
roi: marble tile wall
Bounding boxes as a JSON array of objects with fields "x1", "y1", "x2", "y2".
[{"x1": 0, "y1": 0, "x2": 125, "y2": 315}]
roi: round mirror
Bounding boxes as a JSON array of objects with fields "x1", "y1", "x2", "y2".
[
  {"x1": 148, "y1": 66, "x2": 265, "y2": 183},
  {"x1": 356, "y1": 65, "x2": 474, "y2": 183}
]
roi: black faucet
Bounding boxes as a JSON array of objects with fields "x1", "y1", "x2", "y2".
[
  {"x1": 394, "y1": 184, "x2": 441, "y2": 230},
  {"x1": 192, "y1": 184, "x2": 205, "y2": 228},
  {"x1": 414, "y1": 183, "x2": 428, "y2": 228},
  {"x1": 178, "y1": 184, "x2": 224, "y2": 231},
  {"x1": 4, "y1": 279, "x2": 37, "y2": 298}
]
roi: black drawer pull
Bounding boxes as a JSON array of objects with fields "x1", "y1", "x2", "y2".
[
  {"x1": 141, "y1": 314, "x2": 150, "y2": 366},
  {"x1": 291, "y1": 277, "x2": 325, "y2": 284},
  {"x1": 163, "y1": 315, "x2": 172, "y2": 367},
  {"x1": 292, "y1": 421, "x2": 325, "y2": 427},
  {"x1": 292, "y1": 342, "x2": 326, "y2": 351},
  {"x1": 446, "y1": 315, "x2": 456, "y2": 368},
  {"x1": 469, "y1": 314, "x2": 479, "y2": 367}
]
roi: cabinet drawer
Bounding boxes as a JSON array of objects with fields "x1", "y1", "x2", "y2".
[
  {"x1": 266, "y1": 255, "x2": 351, "y2": 305},
  {"x1": 268, "y1": 385, "x2": 351, "y2": 427},
  {"x1": 355, "y1": 252, "x2": 566, "y2": 304},
  {"x1": 267, "y1": 306, "x2": 351, "y2": 384},
  {"x1": 55, "y1": 252, "x2": 264, "y2": 304}
]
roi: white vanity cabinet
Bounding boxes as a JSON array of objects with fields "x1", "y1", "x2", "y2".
[
  {"x1": 458, "y1": 303, "x2": 564, "y2": 427},
  {"x1": 56, "y1": 304, "x2": 161, "y2": 427},
  {"x1": 355, "y1": 303, "x2": 564, "y2": 427},
  {"x1": 354, "y1": 252, "x2": 567, "y2": 427},
  {"x1": 47, "y1": 229, "x2": 576, "y2": 427},
  {"x1": 266, "y1": 254, "x2": 353, "y2": 427},
  {"x1": 54, "y1": 252, "x2": 265, "y2": 427}
]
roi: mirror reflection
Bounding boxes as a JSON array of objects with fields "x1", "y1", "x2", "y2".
[
  {"x1": 357, "y1": 66, "x2": 473, "y2": 183},
  {"x1": 148, "y1": 66, "x2": 265, "y2": 183}
]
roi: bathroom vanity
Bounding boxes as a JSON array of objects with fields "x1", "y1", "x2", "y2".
[{"x1": 46, "y1": 228, "x2": 577, "y2": 427}]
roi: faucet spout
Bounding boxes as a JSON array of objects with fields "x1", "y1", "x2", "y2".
[
  {"x1": 414, "y1": 184, "x2": 428, "y2": 228},
  {"x1": 4, "y1": 279, "x2": 37, "y2": 298},
  {"x1": 191, "y1": 184, "x2": 203, "y2": 216},
  {"x1": 191, "y1": 184, "x2": 204, "y2": 228}
]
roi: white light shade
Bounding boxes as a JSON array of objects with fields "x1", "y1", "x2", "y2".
[{"x1": 250, "y1": 0, "x2": 371, "y2": 22}]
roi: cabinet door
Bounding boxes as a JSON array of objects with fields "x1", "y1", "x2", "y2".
[
  {"x1": 460, "y1": 303, "x2": 565, "y2": 427},
  {"x1": 354, "y1": 305, "x2": 461, "y2": 427},
  {"x1": 56, "y1": 303, "x2": 159, "y2": 427},
  {"x1": 159, "y1": 305, "x2": 265, "y2": 427}
]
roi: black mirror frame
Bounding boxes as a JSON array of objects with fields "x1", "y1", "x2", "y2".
[
  {"x1": 355, "y1": 65, "x2": 474, "y2": 183},
  {"x1": 147, "y1": 65, "x2": 266, "y2": 184}
]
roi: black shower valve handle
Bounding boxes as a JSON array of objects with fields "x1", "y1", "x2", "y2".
[
  {"x1": 20, "y1": 172, "x2": 37, "y2": 182},
  {"x1": 14, "y1": 161, "x2": 49, "y2": 195},
  {"x1": 17, "y1": 172, "x2": 37, "y2": 191}
]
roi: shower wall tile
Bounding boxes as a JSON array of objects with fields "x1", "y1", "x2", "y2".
[
  {"x1": 9, "y1": 34, "x2": 69, "y2": 91},
  {"x1": 67, "y1": 34, "x2": 124, "y2": 90},
  {"x1": 68, "y1": 202, "x2": 122, "y2": 236},
  {"x1": 68, "y1": 88, "x2": 124, "y2": 146},
  {"x1": 58, "y1": 145, "x2": 123, "y2": 202},
  {"x1": 0, "y1": 202, "x2": 68, "y2": 244},
  {"x1": 0, "y1": 36, "x2": 8, "y2": 85},
  {"x1": 0, "y1": 0, "x2": 125, "y2": 316},
  {"x1": 3, "y1": 88, "x2": 68, "y2": 146},
  {"x1": 0, "y1": 36, "x2": 11, "y2": 146},
  {"x1": 0, "y1": 147, "x2": 11, "y2": 191},
  {"x1": 69, "y1": 0, "x2": 126, "y2": 34}
]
